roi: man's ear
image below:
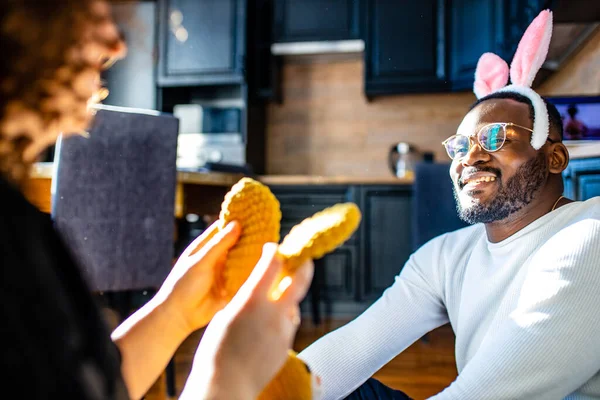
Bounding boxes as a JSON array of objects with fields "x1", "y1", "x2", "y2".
[{"x1": 548, "y1": 142, "x2": 569, "y2": 174}]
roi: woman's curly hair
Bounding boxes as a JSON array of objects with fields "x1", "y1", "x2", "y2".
[{"x1": 0, "y1": 0, "x2": 126, "y2": 186}]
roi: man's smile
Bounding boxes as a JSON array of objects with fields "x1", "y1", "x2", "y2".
[{"x1": 459, "y1": 171, "x2": 499, "y2": 191}]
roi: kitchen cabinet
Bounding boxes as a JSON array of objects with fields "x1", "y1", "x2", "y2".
[
  {"x1": 364, "y1": 0, "x2": 547, "y2": 96},
  {"x1": 364, "y1": 0, "x2": 448, "y2": 96},
  {"x1": 563, "y1": 157, "x2": 600, "y2": 201},
  {"x1": 358, "y1": 186, "x2": 413, "y2": 300},
  {"x1": 449, "y1": 0, "x2": 505, "y2": 90},
  {"x1": 269, "y1": 183, "x2": 413, "y2": 320},
  {"x1": 157, "y1": 0, "x2": 246, "y2": 86},
  {"x1": 273, "y1": 0, "x2": 361, "y2": 43},
  {"x1": 449, "y1": 0, "x2": 546, "y2": 91},
  {"x1": 272, "y1": 185, "x2": 358, "y2": 312}
]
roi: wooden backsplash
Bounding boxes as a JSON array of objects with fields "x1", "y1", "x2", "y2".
[{"x1": 265, "y1": 29, "x2": 600, "y2": 177}]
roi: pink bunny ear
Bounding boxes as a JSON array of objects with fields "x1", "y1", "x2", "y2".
[
  {"x1": 473, "y1": 53, "x2": 509, "y2": 98},
  {"x1": 510, "y1": 10, "x2": 553, "y2": 87}
]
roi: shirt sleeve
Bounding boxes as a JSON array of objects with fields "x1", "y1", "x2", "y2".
[
  {"x1": 429, "y1": 219, "x2": 600, "y2": 400},
  {"x1": 299, "y1": 236, "x2": 450, "y2": 400}
]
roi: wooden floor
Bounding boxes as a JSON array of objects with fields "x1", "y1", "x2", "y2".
[{"x1": 143, "y1": 319, "x2": 457, "y2": 400}]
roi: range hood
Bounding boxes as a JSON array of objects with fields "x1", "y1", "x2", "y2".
[
  {"x1": 271, "y1": 39, "x2": 365, "y2": 56},
  {"x1": 543, "y1": 22, "x2": 598, "y2": 71},
  {"x1": 534, "y1": 0, "x2": 600, "y2": 84}
]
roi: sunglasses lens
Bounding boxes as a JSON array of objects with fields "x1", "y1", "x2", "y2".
[
  {"x1": 479, "y1": 124, "x2": 505, "y2": 151},
  {"x1": 445, "y1": 136, "x2": 469, "y2": 159}
]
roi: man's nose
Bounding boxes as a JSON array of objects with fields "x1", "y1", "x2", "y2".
[{"x1": 461, "y1": 137, "x2": 491, "y2": 166}]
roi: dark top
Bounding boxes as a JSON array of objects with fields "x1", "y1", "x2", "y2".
[{"x1": 0, "y1": 176, "x2": 128, "y2": 399}]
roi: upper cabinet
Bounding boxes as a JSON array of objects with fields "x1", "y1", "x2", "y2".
[
  {"x1": 449, "y1": 0, "x2": 504, "y2": 90},
  {"x1": 364, "y1": 0, "x2": 448, "y2": 97},
  {"x1": 449, "y1": 0, "x2": 547, "y2": 91},
  {"x1": 273, "y1": 0, "x2": 361, "y2": 42},
  {"x1": 154, "y1": 0, "x2": 548, "y2": 93},
  {"x1": 363, "y1": 0, "x2": 547, "y2": 96},
  {"x1": 157, "y1": 0, "x2": 246, "y2": 86}
]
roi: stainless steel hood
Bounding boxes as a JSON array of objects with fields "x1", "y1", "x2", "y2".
[
  {"x1": 545, "y1": 0, "x2": 599, "y2": 68},
  {"x1": 534, "y1": 0, "x2": 599, "y2": 84},
  {"x1": 543, "y1": 23, "x2": 598, "y2": 71},
  {"x1": 271, "y1": 39, "x2": 365, "y2": 56}
]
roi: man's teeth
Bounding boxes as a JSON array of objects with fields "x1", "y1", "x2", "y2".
[{"x1": 466, "y1": 176, "x2": 496, "y2": 184}]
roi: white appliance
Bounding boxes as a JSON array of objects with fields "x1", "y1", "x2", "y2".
[
  {"x1": 176, "y1": 133, "x2": 245, "y2": 169},
  {"x1": 173, "y1": 103, "x2": 245, "y2": 170}
]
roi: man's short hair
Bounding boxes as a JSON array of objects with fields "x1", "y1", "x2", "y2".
[{"x1": 469, "y1": 91, "x2": 564, "y2": 140}]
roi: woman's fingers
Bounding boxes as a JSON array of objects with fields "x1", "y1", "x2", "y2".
[
  {"x1": 276, "y1": 260, "x2": 314, "y2": 308},
  {"x1": 185, "y1": 222, "x2": 218, "y2": 257},
  {"x1": 187, "y1": 221, "x2": 241, "y2": 265}
]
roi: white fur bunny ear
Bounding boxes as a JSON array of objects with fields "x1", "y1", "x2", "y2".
[
  {"x1": 509, "y1": 10, "x2": 553, "y2": 87},
  {"x1": 473, "y1": 53, "x2": 509, "y2": 99}
]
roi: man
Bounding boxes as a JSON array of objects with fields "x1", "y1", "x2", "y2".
[
  {"x1": 299, "y1": 9, "x2": 600, "y2": 399},
  {"x1": 299, "y1": 89, "x2": 600, "y2": 400}
]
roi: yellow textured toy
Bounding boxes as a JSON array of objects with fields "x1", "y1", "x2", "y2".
[
  {"x1": 214, "y1": 177, "x2": 282, "y2": 299},
  {"x1": 211, "y1": 177, "x2": 361, "y2": 399}
]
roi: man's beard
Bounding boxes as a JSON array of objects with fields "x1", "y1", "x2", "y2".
[{"x1": 454, "y1": 153, "x2": 548, "y2": 224}]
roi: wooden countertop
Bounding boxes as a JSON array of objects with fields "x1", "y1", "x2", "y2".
[
  {"x1": 30, "y1": 163, "x2": 414, "y2": 186},
  {"x1": 30, "y1": 163, "x2": 244, "y2": 187},
  {"x1": 26, "y1": 164, "x2": 412, "y2": 216},
  {"x1": 257, "y1": 174, "x2": 413, "y2": 185},
  {"x1": 566, "y1": 141, "x2": 600, "y2": 160}
]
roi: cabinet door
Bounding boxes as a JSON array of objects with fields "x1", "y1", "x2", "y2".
[
  {"x1": 364, "y1": 0, "x2": 447, "y2": 96},
  {"x1": 449, "y1": 0, "x2": 503, "y2": 90},
  {"x1": 272, "y1": 185, "x2": 358, "y2": 300},
  {"x1": 359, "y1": 186, "x2": 413, "y2": 300},
  {"x1": 448, "y1": 0, "x2": 547, "y2": 91},
  {"x1": 158, "y1": 0, "x2": 246, "y2": 86},
  {"x1": 503, "y1": 0, "x2": 546, "y2": 57},
  {"x1": 579, "y1": 175, "x2": 600, "y2": 200},
  {"x1": 273, "y1": 0, "x2": 361, "y2": 42},
  {"x1": 563, "y1": 158, "x2": 600, "y2": 201}
]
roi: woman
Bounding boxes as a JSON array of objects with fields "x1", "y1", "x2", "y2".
[{"x1": 0, "y1": 1, "x2": 313, "y2": 399}]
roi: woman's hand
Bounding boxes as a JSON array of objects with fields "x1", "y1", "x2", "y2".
[
  {"x1": 180, "y1": 243, "x2": 314, "y2": 400},
  {"x1": 156, "y1": 221, "x2": 241, "y2": 338},
  {"x1": 112, "y1": 221, "x2": 242, "y2": 399}
]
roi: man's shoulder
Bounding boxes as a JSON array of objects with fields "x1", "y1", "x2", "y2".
[
  {"x1": 561, "y1": 197, "x2": 600, "y2": 223},
  {"x1": 578, "y1": 196, "x2": 600, "y2": 212},
  {"x1": 540, "y1": 197, "x2": 600, "y2": 252}
]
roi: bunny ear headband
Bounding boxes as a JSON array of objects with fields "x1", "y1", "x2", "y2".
[{"x1": 473, "y1": 9, "x2": 553, "y2": 150}]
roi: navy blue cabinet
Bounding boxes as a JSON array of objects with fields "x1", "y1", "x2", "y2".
[
  {"x1": 157, "y1": 0, "x2": 246, "y2": 86},
  {"x1": 449, "y1": 0, "x2": 546, "y2": 91},
  {"x1": 271, "y1": 185, "x2": 361, "y2": 320},
  {"x1": 364, "y1": 0, "x2": 448, "y2": 96},
  {"x1": 363, "y1": 0, "x2": 547, "y2": 96},
  {"x1": 563, "y1": 157, "x2": 600, "y2": 201},
  {"x1": 449, "y1": 0, "x2": 505, "y2": 90},
  {"x1": 270, "y1": 184, "x2": 413, "y2": 319},
  {"x1": 358, "y1": 186, "x2": 413, "y2": 300},
  {"x1": 273, "y1": 0, "x2": 361, "y2": 43},
  {"x1": 272, "y1": 185, "x2": 358, "y2": 300},
  {"x1": 503, "y1": 0, "x2": 548, "y2": 57}
]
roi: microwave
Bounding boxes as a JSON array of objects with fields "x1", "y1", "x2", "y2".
[{"x1": 173, "y1": 104, "x2": 241, "y2": 135}]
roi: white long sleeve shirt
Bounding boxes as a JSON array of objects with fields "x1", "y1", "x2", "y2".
[{"x1": 299, "y1": 197, "x2": 600, "y2": 400}]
